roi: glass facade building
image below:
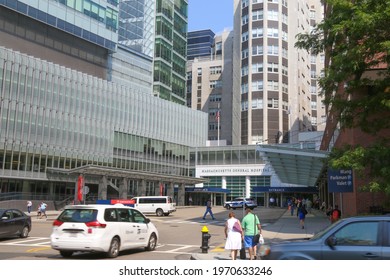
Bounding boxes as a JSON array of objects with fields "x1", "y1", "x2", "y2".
[
  {"x1": 153, "y1": 0, "x2": 188, "y2": 105},
  {"x1": 187, "y1": 29, "x2": 215, "y2": 60},
  {"x1": 0, "y1": 46, "x2": 207, "y2": 201}
]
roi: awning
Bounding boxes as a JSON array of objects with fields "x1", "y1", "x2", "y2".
[
  {"x1": 256, "y1": 145, "x2": 328, "y2": 187},
  {"x1": 47, "y1": 165, "x2": 207, "y2": 185}
]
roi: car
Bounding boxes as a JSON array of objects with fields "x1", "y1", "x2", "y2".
[
  {"x1": 130, "y1": 196, "x2": 176, "y2": 216},
  {"x1": 50, "y1": 204, "x2": 159, "y2": 258},
  {"x1": 224, "y1": 197, "x2": 257, "y2": 210},
  {"x1": 0, "y1": 208, "x2": 31, "y2": 239},
  {"x1": 260, "y1": 215, "x2": 390, "y2": 260}
]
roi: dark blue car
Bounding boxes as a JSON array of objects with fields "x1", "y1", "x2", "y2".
[{"x1": 0, "y1": 208, "x2": 31, "y2": 239}]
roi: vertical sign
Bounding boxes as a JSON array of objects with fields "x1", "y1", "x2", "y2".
[{"x1": 328, "y1": 169, "x2": 353, "y2": 192}]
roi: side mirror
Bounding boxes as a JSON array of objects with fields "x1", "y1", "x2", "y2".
[
  {"x1": 326, "y1": 236, "x2": 337, "y2": 249},
  {"x1": 145, "y1": 218, "x2": 151, "y2": 224}
]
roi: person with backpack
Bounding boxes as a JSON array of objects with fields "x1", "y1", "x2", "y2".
[{"x1": 330, "y1": 205, "x2": 341, "y2": 223}]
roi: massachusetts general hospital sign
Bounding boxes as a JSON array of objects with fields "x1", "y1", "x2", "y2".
[{"x1": 196, "y1": 165, "x2": 273, "y2": 177}]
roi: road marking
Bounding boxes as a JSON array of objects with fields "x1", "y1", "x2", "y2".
[
  {"x1": 211, "y1": 243, "x2": 226, "y2": 252},
  {"x1": 26, "y1": 247, "x2": 51, "y2": 253}
]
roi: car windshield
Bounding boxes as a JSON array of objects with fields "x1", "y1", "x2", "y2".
[{"x1": 58, "y1": 209, "x2": 98, "y2": 223}]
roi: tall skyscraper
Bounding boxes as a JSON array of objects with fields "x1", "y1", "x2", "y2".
[
  {"x1": 233, "y1": 0, "x2": 324, "y2": 145},
  {"x1": 153, "y1": 0, "x2": 188, "y2": 105},
  {"x1": 187, "y1": 30, "x2": 240, "y2": 145}
]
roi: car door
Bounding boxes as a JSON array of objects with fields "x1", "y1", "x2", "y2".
[
  {"x1": 382, "y1": 221, "x2": 390, "y2": 260},
  {"x1": 0, "y1": 210, "x2": 16, "y2": 237},
  {"x1": 11, "y1": 210, "x2": 26, "y2": 234},
  {"x1": 129, "y1": 209, "x2": 149, "y2": 247},
  {"x1": 116, "y1": 208, "x2": 138, "y2": 249},
  {"x1": 322, "y1": 221, "x2": 382, "y2": 260}
]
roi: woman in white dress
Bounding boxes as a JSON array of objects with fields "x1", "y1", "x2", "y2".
[{"x1": 224, "y1": 211, "x2": 243, "y2": 260}]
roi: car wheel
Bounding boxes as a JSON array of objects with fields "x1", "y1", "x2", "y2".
[
  {"x1": 145, "y1": 233, "x2": 157, "y2": 251},
  {"x1": 107, "y1": 237, "x2": 120, "y2": 258},
  {"x1": 156, "y1": 208, "x2": 164, "y2": 217},
  {"x1": 226, "y1": 205, "x2": 231, "y2": 209},
  {"x1": 20, "y1": 226, "x2": 29, "y2": 238},
  {"x1": 60, "y1": 251, "x2": 73, "y2": 258}
]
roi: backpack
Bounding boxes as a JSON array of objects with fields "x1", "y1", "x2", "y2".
[{"x1": 332, "y1": 209, "x2": 340, "y2": 220}]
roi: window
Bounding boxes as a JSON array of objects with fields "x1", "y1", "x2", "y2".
[
  {"x1": 210, "y1": 66, "x2": 222, "y2": 75},
  {"x1": 242, "y1": 48, "x2": 249, "y2": 59},
  {"x1": 268, "y1": 98, "x2": 279, "y2": 108},
  {"x1": 282, "y1": 31, "x2": 288, "y2": 41},
  {"x1": 242, "y1": 31, "x2": 249, "y2": 42},
  {"x1": 267, "y1": 63, "x2": 279, "y2": 73},
  {"x1": 252, "y1": 45, "x2": 264, "y2": 55},
  {"x1": 268, "y1": 10, "x2": 279, "y2": 21},
  {"x1": 241, "y1": 83, "x2": 249, "y2": 94},
  {"x1": 242, "y1": 14, "x2": 249, "y2": 25},
  {"x1": 252, "y1": 80, "x2": 263, "y2": 91},
  {"x1": 241, "y1": 65, "x2": 249, "y2": 76},
  {"x1": 197, "y1": 68, "x2": 202, "y2": 76},
  {"x1": 333, "y1": 222, "x2": 379, "y2": 246},
  {"x1": 242, "y1": 0, "x2": 249, "y2": 8},
  {"x1": 267, "y1": 45, "x2": 279, "y2": 55},
  {"x1": 252, "y1": 28, "x2": 263, "y2": 38},
  {"x1": 252, "y1": 99, "x2": 263, "y2": 109},
  {"x1": 252, "y1": 63, "x2": 263, "y2": 73},
  {"x1": 267, "y1": 28, "x2": 279, "y2": 38},
  {"x1": 267, "y1": 80, "x2": 279, "y2": 90},
  {"x1": 252, "y1": 10, "x2": 263, "y2": 21}
]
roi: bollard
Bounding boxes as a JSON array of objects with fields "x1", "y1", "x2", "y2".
[{"x1": 200, "y1": 226, "x2": 211, "y2": 253}]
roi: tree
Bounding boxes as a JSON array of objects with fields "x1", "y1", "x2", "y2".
[{"x1": 295, "y1": 0, "x2": 390, "y2": 194}]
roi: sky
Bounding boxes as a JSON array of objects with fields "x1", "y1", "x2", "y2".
[{"x1": 187, "y1": 0, "x2": 234, "y2": 34}]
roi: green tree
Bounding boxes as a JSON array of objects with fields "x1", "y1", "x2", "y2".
[{"x1": 295, "y1": 0, "x2": 390, "y2": 194}]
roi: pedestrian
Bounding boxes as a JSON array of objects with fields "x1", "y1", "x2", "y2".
[
  {"x1": 241, "y1": 207, "x2": 261, "y2": 260},
  {"x1": 39, "y1": 202, "x2": 48, "y2": 219},
  {"x1": 36, "y1": 205, "x2": 42, "y2": 218},
  {"x1": 330, "y1": 205, "x2": 341, "y2": 223},
  {"x1": 202, "y1": 199, "x2": 215, "y2": 220},
  {"x1": 189, "y1": 196, "x2": 193, "y2": 206},
  {"x1": 27, "y1": 200, "x2": 32, "y2": 214},
  {"x1": 297, "y1": 201, "x2": 307, "y2": 229},
  {"x1": 224, "y1": 211, "x2": 243, "y2": 260}
]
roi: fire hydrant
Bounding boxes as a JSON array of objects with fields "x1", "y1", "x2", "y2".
[{"x1": 200, "y1": 226, "x2": 211, "y2": 253}]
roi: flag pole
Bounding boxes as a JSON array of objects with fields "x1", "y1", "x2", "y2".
[{"x1": 217, "y1": 103, "x2": 220, "y2": 146}]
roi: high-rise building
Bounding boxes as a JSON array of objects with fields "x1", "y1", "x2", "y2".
[
  {"x1": 187, "y1": 30, "x2": 240, "y2": 145},
  {"x1": 153, "y1": 0, "x2": 188, "y2": 105},
  {"x1": 233, "y1": 0, "x2": 324, "y2": 145},
  {"x1": 187, "y1": 29, "x2": 215, "y2": 60}
]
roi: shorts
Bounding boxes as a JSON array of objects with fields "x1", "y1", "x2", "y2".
[{"x1": 244, "y1": 236, "x2": 255, "y2": 248}]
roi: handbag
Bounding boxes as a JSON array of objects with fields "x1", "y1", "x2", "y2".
[{"x1": 232, "y1": 220, "x2": 242, "y2": 233}]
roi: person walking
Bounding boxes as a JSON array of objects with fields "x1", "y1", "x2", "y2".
[
  {"x1": 39, "y1": 202, "x2": 48, "y2": 219},
  {"x1": 224, "y1": 212, "x2": 243, "y2": 260},
  {"x1": 297, "y1": 201, "x2": 307, "y2": 229},
  {"x1": 27, "y1": 200, "x2": 32, "y2": 214},
  {"x1": 202, "y1": 199, "x2": 215, "y2": 220},
  {"x1": 241, "y1": 207, "x2": 261, "y2": 260}
]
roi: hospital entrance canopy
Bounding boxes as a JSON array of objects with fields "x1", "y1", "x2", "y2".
[{"x1": 256, "y1": 144, "x2": 329, "y2": 187}]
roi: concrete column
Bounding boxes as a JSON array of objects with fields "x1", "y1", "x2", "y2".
[
  {"x1": 98, "y1": 176, "x2": 108, "y2": 200},
  {"x1": 119, "y1": 178, "x2": 128, "y2": 199},
  {"x1": 245, "y1": 176, "x2": 251, "y2": 198},
  {"x1": 139, "y1": 179, "x2": 146, "y2": 196},
  {"x1": 177, "y1": 183, "x2": 185, "y2": 206},
  {"x1": 166, "y1": 182, "x2": 174, "y2": 198}
]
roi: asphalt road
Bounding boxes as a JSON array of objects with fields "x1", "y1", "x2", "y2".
[{"x1": 0, "y1": 206, "x2": 286, "y2": 260}]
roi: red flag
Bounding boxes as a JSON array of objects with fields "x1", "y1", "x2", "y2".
[
  {"x1": 215, "y1": 110, "x2": 220, "y2": 121},
  {"x1": 159, "y1": 183, "x2": 165, "y2": 196}
]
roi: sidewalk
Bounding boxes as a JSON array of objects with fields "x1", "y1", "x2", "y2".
[{"x1": 191, "y1": 209, "x2": 330, "y2": 260}]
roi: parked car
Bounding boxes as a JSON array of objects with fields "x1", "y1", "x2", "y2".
[
  {"x1": 0, "y1": 208, "x2": 31, "y2": 239},
  {"x1": 224, "y1": 197, "x2": 257, "y2": 210},
  {"x1": 50, "y1": 204, "x2": 159, "y2": 258},
  {"x1": 261, "y1": 215, "x2": 390, "y2": 260}
]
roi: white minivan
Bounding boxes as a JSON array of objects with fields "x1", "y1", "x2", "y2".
[{"x1": 131, "y1": 196, "x2": 176, "y2": 216}]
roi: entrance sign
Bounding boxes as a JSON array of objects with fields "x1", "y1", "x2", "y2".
[{"x1": 328, "y1": 169, "x2": 353, "y2": 192}]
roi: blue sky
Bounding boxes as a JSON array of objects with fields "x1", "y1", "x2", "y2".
[{"x1": 187, "y1": 0, "x2": 234, "y2": 34}]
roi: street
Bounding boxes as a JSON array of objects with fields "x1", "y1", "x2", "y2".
[{"x1": 0, "y1": 206, "x2": 286, "y2": 260}]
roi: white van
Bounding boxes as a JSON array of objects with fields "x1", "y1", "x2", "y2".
[{"x1": 131, "y1": 196, "x2": 176, "y2": 216}]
